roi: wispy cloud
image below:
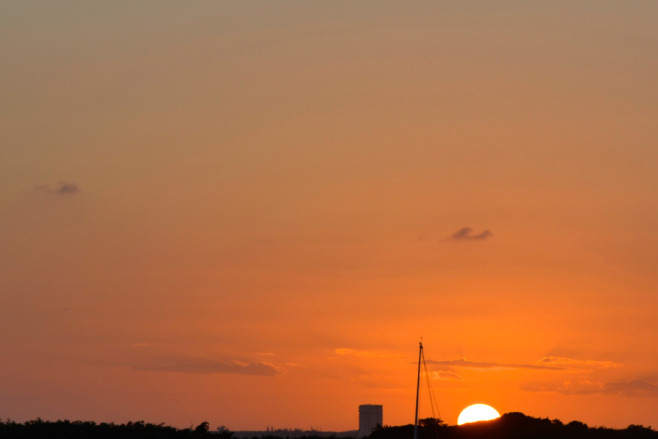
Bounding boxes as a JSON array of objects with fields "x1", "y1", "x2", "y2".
[
  {"x1": 130, "y1": 358, "x2": 280, "y2": 376},
  {"x1": 334, "y1": 348, "x2": 394, "y2": 359},
  {"x1": 520, "y1": 357, "x2": 636, "y2": 396},
  {"x1": 35, "y1": 181, "x2": 81, "y2": 195},
  {"x1": 604, "y1": 380, "x2": 658, "y2": 396},
  {"x1": 523, "y1": 379, "x2": 658, "y2": 397},
  {"x1": 537, "y1": 356, "x2": 621, "y2": 370},
  {"x1": 426, "y1": 358, "x2": 563, "y2": 371},
  {"x1": 429, "y1": 370, "x2": 464, "y2": 381},
  {"x1": 450, "y1": 227, "x2": 492, "y2": 241},
  {"x1": 426, "y1": 356, "x2": 620, "y2": 373}
]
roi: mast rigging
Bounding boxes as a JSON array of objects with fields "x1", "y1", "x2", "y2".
[{"x1": 413, "y1": 340, "x2": 441, "y2": 439}]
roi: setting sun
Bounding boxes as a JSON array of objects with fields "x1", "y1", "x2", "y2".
[{"x1": 457, "y1": 404, "x2": 501, "y2": 425}]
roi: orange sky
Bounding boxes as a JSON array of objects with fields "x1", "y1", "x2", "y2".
[{"x1": 1, "y1": 0, "x2": 658, "y2": 432}]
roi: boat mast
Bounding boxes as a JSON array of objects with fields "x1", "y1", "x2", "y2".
[{"x1": 413, "y1": 341, "x2": 422, "y2": 439}]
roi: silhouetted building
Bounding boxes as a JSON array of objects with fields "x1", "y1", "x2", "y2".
[{"x1": 358, "y1": 404, "x2": 383, "y2": 437}]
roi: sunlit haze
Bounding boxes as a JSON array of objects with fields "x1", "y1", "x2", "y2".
[{"x1": 1, "y1": 0, "x2": 658, "y2": 432}]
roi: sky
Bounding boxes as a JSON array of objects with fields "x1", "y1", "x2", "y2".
[{"x1": 1, "y1": 0, "x2": 658, "y2": 432}]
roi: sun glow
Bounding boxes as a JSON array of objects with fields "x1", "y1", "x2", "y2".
[{"x1": 457, "y1": 404, "x2": 501, "y2": 425}]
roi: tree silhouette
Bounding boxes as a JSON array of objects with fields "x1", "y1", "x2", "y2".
[{"x1": 194, "y1": 422, "x2": 210, "y2": 434}]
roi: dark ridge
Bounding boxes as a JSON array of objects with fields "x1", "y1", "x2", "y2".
[{"x1": 369, "y1": 413, "x2": 657, "y2": 439}]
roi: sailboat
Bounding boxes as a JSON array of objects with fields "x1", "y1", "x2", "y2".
[{"x1": 413, "y1": 341, "x2": 441, "y2": 439}]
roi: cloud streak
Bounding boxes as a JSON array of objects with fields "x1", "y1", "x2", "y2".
[
  {"x1": 537, "y1": 356, "x2": 621, "y2": 370},
  {"x1": 427, "y1": 358, "x2": 563, "y2": 371},
  {"x1": 427, "y1": 356, "x2": 620, "y2": 373},
  {"x1": 450, "y1": 227, "x2": 492, "y2": 241},
  {"x1": 429, "y1": 370, "x2": 464, "y2": 381},
  {"x1": 334, "y1": 348, "x2": 393, "y2": 359},
  {"x1": 35, "y1": 181, "x2": 81, "y2": 195},
  {"x1": 523, "y1": 379, "x2": 658, "y2": 397},
  {"x1": 130, "y1": 358, "x2": 280, "y2": 377}
]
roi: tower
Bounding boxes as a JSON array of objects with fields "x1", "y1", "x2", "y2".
[{"x1": 358, "y1": 404, "x2": 383, "y2": 437}]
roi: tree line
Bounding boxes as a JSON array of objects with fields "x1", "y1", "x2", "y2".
[
  {"x1": 2, "y1": 413, "x2": 657, "y2": 439},
  {"x1": 0, "y1": 419, "x2": 233, "y2": 439}
]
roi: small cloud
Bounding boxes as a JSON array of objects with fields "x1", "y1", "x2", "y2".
[
  {"x1": 35, "y1": 181, "x2": 81, "y2": 195},
  {"x1": 55, "y1": 181, "x2": 80, "y2": 194},
  {"x1": 450, "y1": 227, "x2": 492, "y2": 241}
]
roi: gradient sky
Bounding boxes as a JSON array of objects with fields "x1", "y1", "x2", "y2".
[{"x1": 2, "y1": 0, "x2": 658, "y2": 432}]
